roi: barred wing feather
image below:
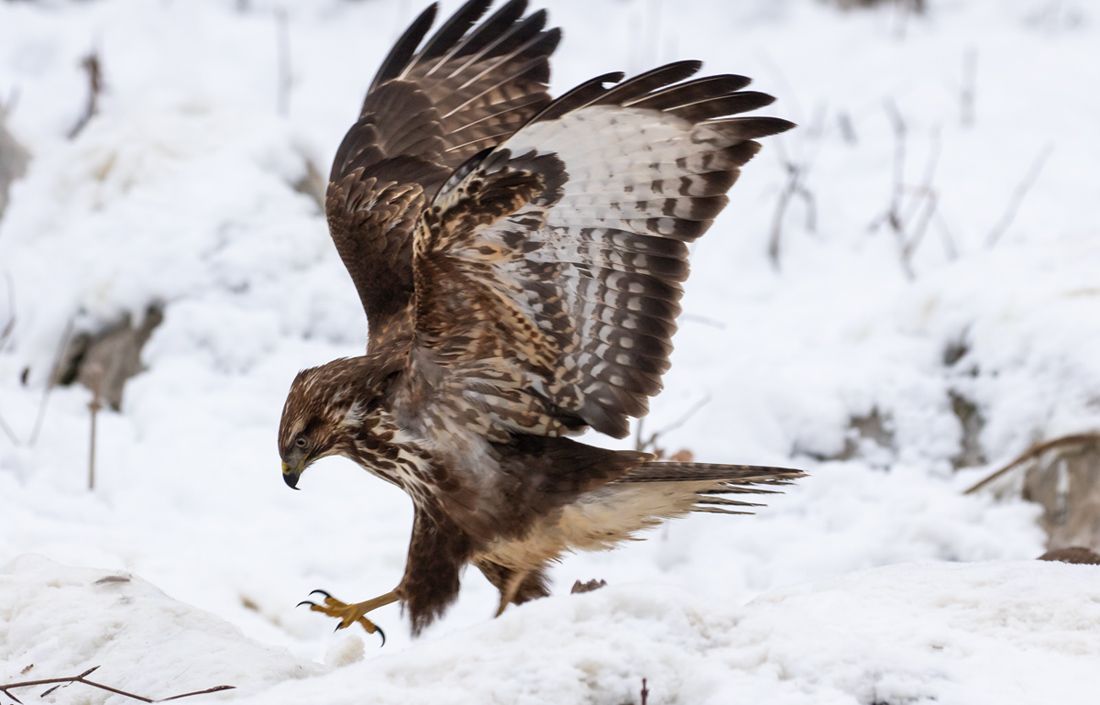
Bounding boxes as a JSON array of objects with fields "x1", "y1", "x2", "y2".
[
  {"x1": 325, "y1": 0, "x2": 560, "y2": 342},
  {"x1": 411, "y1": 65, "x2": 793, "y2": 439}
]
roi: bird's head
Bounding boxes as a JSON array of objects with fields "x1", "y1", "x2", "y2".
[{"x1": 278, "y1": 357, "x2": 384, "y2": 489}]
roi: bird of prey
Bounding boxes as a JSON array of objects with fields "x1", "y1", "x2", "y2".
[{"x1": 279, "y1": 0, "x2": 801, "y2": 640}]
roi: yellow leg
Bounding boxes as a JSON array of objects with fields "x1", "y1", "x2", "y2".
[{"x1": 298, "y1": 589, "x2": 400, "y2": 644}]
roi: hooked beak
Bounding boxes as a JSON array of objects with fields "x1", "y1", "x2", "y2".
[{"x1": 282, "y1": 461, "x2": 303, "y2": 490}]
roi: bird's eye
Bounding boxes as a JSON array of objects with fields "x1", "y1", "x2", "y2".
[{"x1": 294, "y1": 437, "x2": 309, "y2": 450}]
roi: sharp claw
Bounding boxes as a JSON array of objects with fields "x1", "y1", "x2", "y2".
[
  {"x1": 309, "y1": 589, "x2": 332, "y2": 599},
  {"x1": 375, "y1": 624, "x2": 386, "y2": 647},
  {"x1": 296, "y1": 600, "x2": 317, "y2": 609}
]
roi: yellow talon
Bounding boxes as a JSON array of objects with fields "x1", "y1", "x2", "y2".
[{"x1": 297, "y1": 589, "x2": 399, "y2": 645}]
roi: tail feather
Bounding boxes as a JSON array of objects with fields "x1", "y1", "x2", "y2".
[
  {"x1": 614, "y1": 460, "x2": 804, "y2": 517},
  {"x1": 695, "y1": 496, "x2": 765, "y2": 508},
  {"x1": 618, "y1": 461, "x2": 804, "y2": 484}
]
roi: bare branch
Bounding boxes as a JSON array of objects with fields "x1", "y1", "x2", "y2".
[
  {"x1": 867, "y1": 100, "x2": 913, "y2": 278},
  {"x1": 768, "y1": 157, "x2": 817, "y2": 269},
  {"x1": 837, "y1": 111, "x2": 857, "y2": 144},
  {"x1": 960, "y1": 47, "x2": 977, "y2": 127},
  {"x1": 157, "y1": 685, "x2": 237, "y2": 701},
  {"x1": 275, "y1": 8, "x2": 291, "y2": 117},
  {"x1": 905, "y1": 126, "x2": 941, "y2": 224},
  {"x1": 635, "y1": 395, "x2": 711, "y2": 455},
  {"x1": 933, "y1": 203, "x2": 959, "y2": 261},
  {"x1": 901, "y1": 190, "x2": 937, "y2": 264},
  {"x1": 0, "y1": 271, "x2": 14, "y2": 347},
  {"x1": 0, "y1": 412, "x2": 17, "y2": 447},
  {"x1": 964, "y1": 432, "x2": 1100, "y2": 495},
  {"x1": 869, "y1": 103, "x2": 946, "y2": 277},
  {"x1": 985, "y1": 143, "x2": 1054, "y2": 248},
  {"x1": 0, "y1": 665, "x2": 234, "y2": 703},
  {"x1": 69, "y1": 51, "x2": 104, "y2": 140},
  {"x1": 0, "y1": 272, "x2": 17, "y2": 446},
  {"x1": 767, "y1": 118, "x2": 819, "y2": 270},
  {"x1": 88, "y1": 362, "x2": 104, "y2": 490},
  {"x1": 28, "y1": 317, "x2": 74, "y2": 446},
  {"x1": 679, "y1": 313, "x2": 727, "y2": 330},
  {"x1": 885, "y1": 99, "x2": 906, "y2": 210},
  {"x1": 899, "y1": 127, "x2": 942, "y2": 265}
]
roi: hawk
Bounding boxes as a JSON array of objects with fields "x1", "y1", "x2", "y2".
[{"x1": 279, "y1": 0, "x2": 800, "y2": 640}]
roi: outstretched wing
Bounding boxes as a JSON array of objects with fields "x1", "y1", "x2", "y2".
[
  {"x1": 325, "y1": 0, "x2": 561, "y2": 345},
  {"x1": 408, "y1": 62, "x2": 794, "y2": 440}
]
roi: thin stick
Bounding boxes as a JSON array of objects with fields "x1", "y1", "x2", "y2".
[
  {"x1": 934, "y1": 209, "x2": 958, "y2": 261},
  {"x1": 88, "y1": 363, "x2": 104, "y2": 490},
  {"x1": 679, "y1": 313, "x2": 728, "y2": 330},
  {"x1": 768, "y1": 141, "x2": 817, "y2": 270},
  {"x1": 275, "y1": 8, "x2": 291, "y2": 117},
  {"x1": 0, "y1": 271, "x2": 14, "y2": 346},
  {"x1": 0, "y1": 665, "x2": 234, "y2": 703},
  {"x1": 964, "y1": 432, "x2": 1100, "y2": 495},
  {"x1": 28, "y1": 317, "x2": 74, "y2": 446},
  {"x1": 0, "y1": 410, "x2": 17, "y2": 446},
  {"x1": 0, "y1": 271, "x2": 16, "y2": 443},
  {"x1": 768, "y1": 167, "x2": 796, "y2": 268},
  {"x1": 901, "y1": 126, "x2": 941, "y2": 228},
  {"x1": 636, "y1": 395, "x2": 712, "y2": 454},
  {"x1": 884, "y1": 99, "x2": 907, "y2": 233},
  {"x1": 901, "y1": 191, "x2": 937, "y2": 265},
  {"x1": 159, "y1": 686, "x2": 237, "y2": 701},
  {"x1": 985, "y1": 143, "x2": 1053, "y2": 248},
  {"x1": 68, "y1": 51, "x2": 103, "y2": 139},
  {"x1": 960, "y1": 47, "x2": 977, "y2": 127},
  {"x1": 883, "y1": 100, "x2": 914, "y2": 279}
]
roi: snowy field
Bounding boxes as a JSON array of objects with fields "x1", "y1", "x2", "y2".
[{"x1": 2, "y1": 0, "x2": 1099, "y2": 703}]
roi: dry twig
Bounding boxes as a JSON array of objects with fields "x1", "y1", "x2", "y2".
[
  {"x1": 963, "y1": 432, "x2": 1100, "y2": 495},
  {"x1": 767, "y1": 104, "x2": 823, "y2": 269},
  {"x1": 0, "y1": 413, "x2": 16, "y2": 447},
  {"x1": 634, "y1": 395, "x2": 711, "y2": 456},
  {"x1": 0, "y1": 665, "x2": 234, "y2": 704},
  {"x1": 275, "y1": 8, "x2": 292, "y2": 116},
  {"x1": 868, "y1": 101, "x2": 949, "y2": 277},
  {"x1": 898, "y1": 127, "x2": 942, "y2": 265},
  {"x1": 960, "y1": 47, "x2": 977, "y2": 127},
  {"x1": 768, "y1": 157, "x2": 817, "y2": 269},
  {"x1": 985, "y1": 143, "x2": 1053, "y2": 248},
  {"x1": 88, "y1": 362, "x2": 104, "y2": 490},
  {"x1": 68, "y1": 51, "x2": 104, "y2": 139},
  {"x1": 28, "y1": 317, "x2": 74, "y2": 446},
  {"x1": 0, "y1": 272, "x2": 14, "y2": 347},
  {"x1": 0, "y1": 273, "x2": 16, "y2": 445}
]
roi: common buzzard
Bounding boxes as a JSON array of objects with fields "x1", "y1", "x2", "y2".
[{"x1": 280, "y1": 0, "x2": 800, "y2": 640}]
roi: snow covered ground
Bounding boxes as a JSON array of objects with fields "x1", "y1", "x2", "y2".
[
  {"x1": 1, "y1": 0, "x2": 1098, "y2": 702},
  {"x1": 5, "y1": 555, "x2": 1099, "y2": 704}
]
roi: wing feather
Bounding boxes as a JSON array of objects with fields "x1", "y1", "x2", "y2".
[
  {"x1": 325, "y1": 1, "x2": 560, "y2": 345},
  {"x1": 406, "y1": 62, "x2": 793, "y2": 439}
]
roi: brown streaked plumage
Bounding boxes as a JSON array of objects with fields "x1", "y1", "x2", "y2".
[{"x1": 280, "y1": 0, "x2": 802, "y2": 638}]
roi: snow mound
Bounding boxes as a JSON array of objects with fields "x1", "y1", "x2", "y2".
[
  {"x1": 4, "y1": 556, "x2": 1097, "y2": 705},
  {"x1": 0, "y1": 555, "x2": 319, "y2": 703}
]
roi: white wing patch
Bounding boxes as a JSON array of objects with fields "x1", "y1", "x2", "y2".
[{"x1": 408, "y1": 68, "x2": 791, "y2": 439}]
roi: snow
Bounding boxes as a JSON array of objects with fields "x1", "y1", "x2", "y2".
[
  {"x1": 1, "y1": 0, "x2": 1098, "y2": 702},
  {"x1": 5, "y1": 556, "x2": 1099, "y2": 704}
]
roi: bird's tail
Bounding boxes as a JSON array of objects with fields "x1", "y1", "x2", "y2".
[{"x1": 614, "y1": 462, "x2": 805, "y2": 515}]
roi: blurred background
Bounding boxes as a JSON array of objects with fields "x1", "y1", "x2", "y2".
[{"x1": 1, "y1": 0, "x2": 1098, "y2": 673}]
